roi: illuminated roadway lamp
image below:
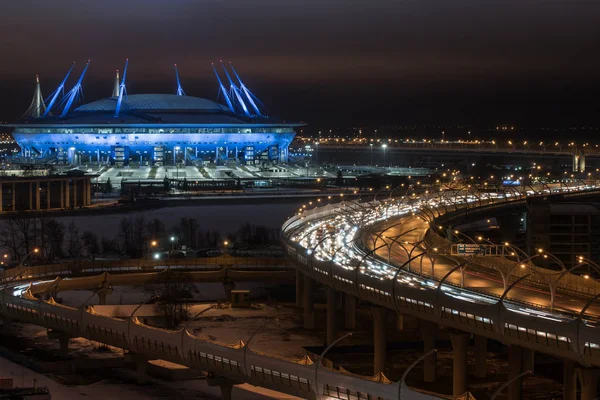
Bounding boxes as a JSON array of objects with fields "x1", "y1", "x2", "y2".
[{"x1": 154, "y1": 253, "x2": 160, "y2": 260}]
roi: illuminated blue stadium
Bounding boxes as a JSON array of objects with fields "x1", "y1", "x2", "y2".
[{"x1": 11, "y1": 63, "x2": 299, "y2": 166}]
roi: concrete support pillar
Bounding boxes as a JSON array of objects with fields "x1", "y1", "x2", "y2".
[
  {"x1": 47, "y1": 182, "x2": 51, "y2": 209},
  {"x1": 303, "y1": 275, "x2": 315, "y2": 329},
  {"x1": 125, "y1": 353, "x2": 149, "y2": 384},
  {"x1": 295, "y1": 270, "x2": 304, "y2": 307},
  {"x1": 29, "y1": 182, "x2": 33, "y2": 210},
  {"x1": 60, "y1": 181, "x2": 64, "y2": 209},
  {"x1": 372, "y1": 306, "x2": 387, "y2": 375},
  {"x1": 208, "y1": 377, "x2": 236, "y2": 400},
  {"x1": 11, "y1": 183, "x2": 15, "y2": 211},
  {"x1": 222, "y1": 280, "x2": 235, "y2": 301},
  {"x1": 0, "y1": 183, "x2": 3, "y2": 213},
  {"x1": 450, "y1": 332, "x2": 469, "y2": 396},
  {"x1": 522, "y1": 348, "x2": 535, "y2": 374},
  {"x1": 35, "y1": 182, "x2": 41, "y2": 211},
  {"x1": 81, "y1": 180, "x2": 86, "y2": 206},
  {"x1": 326, "y1": 287, "x2": 338, "y2": 345},
  {"x1": 220, "y1": 383, "x2": 233, "y2": 400},
  {"x1": 86, "y1": 180, "x2": 91, "y2": 206},
  {"x1": 563, "y1": 360, "x2": 576, "y2": 400},
  {"x1": 508, "y1": 345, "x2": 524, "y2": 400},
  {"x1": 344, "y1": 294, "x2": 356, "y2": 330},
  {"x1": 395, "y1": 313, "x2": 404, "y2": 331},
  {"x1": 65, "y1": 181, "x2": 70, "y2": 209},
  {"x1": 134, "y1": 355, "x2": 148, "y2": 384},
  {"x1": 421, "y1": 320, "x2": 437, "y2": 382},
  {"x1": 73, "y1": 180, "x2": 77, "y2": 207},
  {"x1": 58, "y1": 334, "x2": 70, "y2": 357},
  {"x1": 0, "y1": 319, "x2": 12, "y2": 335},
  {"x1": 578, "y1": 368, "x2": 599, "y2": 400},
  {"x1": 474, "y1": 335, "x2": 487, "y2": 378}
]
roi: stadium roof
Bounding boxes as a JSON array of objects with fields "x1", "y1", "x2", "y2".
[
  {"x1": 11, "y1": 94, "x2": 301, "y2": 127},
  {"x1": 75, "y1": 94, "x2": 229, "y2": 113}
]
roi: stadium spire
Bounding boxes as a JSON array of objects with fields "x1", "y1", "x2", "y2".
[
  {"x1": 21, "y1": 75, "x2": 46, "y2": 119},
  {"x1": 114, "y1": 59, "x2": 129, "y2": 118},
  {"x1": 229, "y1": 62, "x2": 262, "y2": 116},
  {"x1": 174, "y1": 64, "x2": 186, "y2": 96},
  {"x1": 60, "y1": 61, "x2": 90, "y2": 118},
  {"x1": 112, "y1": 69, "x2": 120, "y2": 97},
  {"x1": 212, "y1": 62, "x2": 235, "y2": 113},
  {"x1": 42, "y1": 62, "x2": 75, "y2": 118},
  {"x1": 220, "y1": 61, "x2": 250, "y2": 116}
]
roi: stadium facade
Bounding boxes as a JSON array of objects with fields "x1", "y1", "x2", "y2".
[{"x1": 8, "y1": 61, "x2": 300, "y2": 166}]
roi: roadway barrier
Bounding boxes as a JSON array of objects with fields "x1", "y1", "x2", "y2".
[{"x1": 0, "y1": 254, "x2": 291, "y2": 284}]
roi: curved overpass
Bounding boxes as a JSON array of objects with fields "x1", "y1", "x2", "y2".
[
  {"x1": 280, "y1": 184, "x2": 600, "y2": 388},
  {"x1": 0, "y1": 256, "x2": 449, "y2": 400}
]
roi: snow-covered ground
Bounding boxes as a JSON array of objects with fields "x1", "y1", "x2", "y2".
[
  {"x1": 0, "y1": 353, "x2": 302, "y2": 399},
  {"x1": 4, "y1": 320, "x2": 305, "y2": 399}
]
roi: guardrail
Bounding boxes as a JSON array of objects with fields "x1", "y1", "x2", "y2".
[{"x1": 0, "y1": 255, "x2": 291, "y2": 284}]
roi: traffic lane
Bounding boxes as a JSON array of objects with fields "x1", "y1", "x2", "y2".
[{"x1": 378, "y1": 231, "x2": 600, "y2": 316}]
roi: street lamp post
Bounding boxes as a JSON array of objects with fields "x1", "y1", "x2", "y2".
[
  {"x1": 398, "y1": 349, "x2": 437, "y2": 399},
  {"x1": 182, "y1": 304, "x2": 217, "y2": 330},
  {"x1": 369, "y1": 143, "x2": 373, "y2": 166},
  {"x1": 174, "y1": 146, "x2": 181, "y2": 179},
  {"x1": 127, "y1": 295, "x2": 158, "y2": 339},
  {"x1": 382, "y1": 144, "x2": 388, "y2": 166},
  {"x1": 490, "y1": 370, "x2": 532, "y2": 400},
  {"x1": 314, "y1": 332, "x2": 352, "y2": 400},
  {"x1": 173, "y1": 146, "x2": 179, "y2": 167},
  {"x1": 19, "y1": 248, "x2": 39, "y2": 268},
  {"x1": 243, "y1": 318, "x2": 278, "y2": 377}
]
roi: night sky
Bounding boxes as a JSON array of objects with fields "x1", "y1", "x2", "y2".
[{"x1": 1, "y1": 1, "x2": 599, "y2": 131}]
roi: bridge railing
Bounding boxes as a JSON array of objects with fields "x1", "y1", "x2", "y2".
[{"x1": 0, "y1": 254, "x2": 292, "y2": 285}]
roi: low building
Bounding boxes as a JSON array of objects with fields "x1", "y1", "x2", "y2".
[
  {"x1": 0, "y1": 170, "x2": 95, "y2": 213},
  {"x1": 526, "y1": 202, "x2": 600, "y2": 269}
]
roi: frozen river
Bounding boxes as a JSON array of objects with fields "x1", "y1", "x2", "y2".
[{"x1": 54, "y1": 202, "x2": 303, "y2": 236}]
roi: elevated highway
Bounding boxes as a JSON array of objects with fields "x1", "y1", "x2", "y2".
[
  {"x1": 0, "y1": 256, "x2": 454, "y2": 399},
  {"x1": 281, "y1": 184, "x2": 600, "y2": 399}
]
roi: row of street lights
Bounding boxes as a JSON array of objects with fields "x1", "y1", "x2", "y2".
[{"x1": 1, "y1": 249, "x2": 39, "y2": 268}]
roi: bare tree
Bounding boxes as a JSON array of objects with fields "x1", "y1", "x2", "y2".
[
  {"x1": 119, "y1": 217, "x2": 134, "y2": 256},
  {"x1": 144, "y1": 271, "x2": 195, "y2": 329},
  {"x1": 146, "y1": 218, "x2": 165, "y2": 241},
  {"x1": 81, "y1": 231, "x2": 100, "y2": 255},
  {"x1": 66, "y1": 222, "x2": 81, "y2": 257},
  {"x1": 44, "y1": 219, "x2": 65, "y2": 260}
]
